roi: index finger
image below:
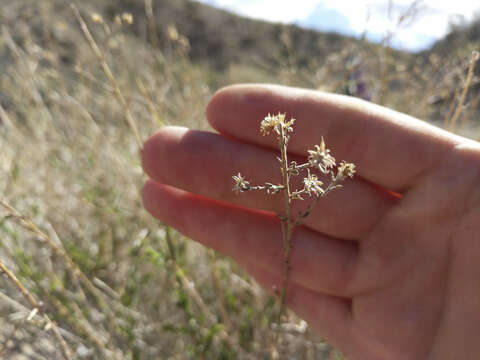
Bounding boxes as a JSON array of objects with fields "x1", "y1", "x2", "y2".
[{"x1": 207, "y1": 84, "x2": 461, "y2": 191}]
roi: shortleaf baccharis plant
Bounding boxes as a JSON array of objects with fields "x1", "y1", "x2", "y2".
[{"x1": 232, "y1": 113, "x2": 356, "y2": 326}]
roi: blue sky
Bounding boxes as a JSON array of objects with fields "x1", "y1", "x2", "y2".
[{"x1": 194, "y1": 0, "x2": 479, "y2": 51}]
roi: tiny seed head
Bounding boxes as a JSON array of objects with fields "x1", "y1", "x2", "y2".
[
  {"x1": 337, "y1": 161, "x2": 356, "y2": 180},
  {"x1": 307, "y1": 138, "x2": 336, "y2": 173},
  {"x1": 232, "y1": 173, "x2": 250, "y2": 193},
  {"x1": 260, "y1": 113, "x2": 295, "y2": 136},
  {"x1": 260, "y1": 113, "x2": 279, "y2": 136},
  {"x1": 303, "y1": 170, "x2": 324, "y2": 196}
]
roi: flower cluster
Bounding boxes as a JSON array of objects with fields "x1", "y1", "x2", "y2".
[
  {"x1": 260, "y1": 113, "x2": 295, "y2": 137},
  {"x1": 303, "y1": 170, "x2": 324, "y2": 196},
  {"x1": 233, "y1": 113, "x2": 355, "y2": 202}
]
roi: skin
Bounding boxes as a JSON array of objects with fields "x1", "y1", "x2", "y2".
[{"x1": 141, "y1": 84, "x2": 480, "y2": 360}]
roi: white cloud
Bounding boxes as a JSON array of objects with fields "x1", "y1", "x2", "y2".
[
  {"x1": 195, "y1": 0, "x2": 480, "y2": 51},
  {"x1": 201, "y1": 0, "x2": 321, "y2": 23}
]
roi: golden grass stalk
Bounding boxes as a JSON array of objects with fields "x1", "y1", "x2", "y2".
[
  {"x1": 0, "y1": 199, "x2": 110, "y2": 311},
  {"x1": 71, "y1": 4, "x2": 143, "y2": 151},
  {"x1": 71, "y1": 17, "x2": 240, "y2": 345},
  {"x1": 0, "y1": 258, "x2": 73, "y2": 359},
  {"x1": 207, "y1": 250, "x2": 232, "y2": 329},
  {"x1": 72, "y1": 6, "x2": 235, "y2": 351},
  {"x1": 165, "y1": 227, "x2": 239, "y2": 351},
  {"x1": 145, "y1": 0, "x2": 159, "y2": 48},
  {"x1": 0, "y1": 322, "x2": 19, "y2": 357},
  {"x1": 49, "y1": 296, "x2": 117, "y2": 359},
  {"x1": 448, "y1": 51, "x2": 480, "y2": 131},
  {"x1": 0, "y1": 197, "x2": 145, "y2": 347},
  {"x1": 277, "y1": 119, "x2": 294, "y2": 324}
]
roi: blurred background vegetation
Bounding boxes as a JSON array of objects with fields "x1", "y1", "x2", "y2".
[{"x1": 0, "y1": 0, "x2": 478, "y2": 359}]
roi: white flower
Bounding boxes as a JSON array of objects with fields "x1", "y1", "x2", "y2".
[
  {"x1": 307, "y1": 137, "x2": 336, "y2": 173},
  {"x1": 303, "y1": 170, "x2": 324, "y2": 196}
]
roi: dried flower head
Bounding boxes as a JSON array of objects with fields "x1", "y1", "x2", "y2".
[
  {"x1": 471, "y1": 50, "x2": 479, "y2": 63},
  {"x1": 91, "y1": 13, "x2": 103, "y2": 23},
  {"x1": 167, "y1": 24, "x2": 180, "y2": 41},
  {"x1": 260, "y1": 113, "x2": 295, "y2": 136},
  {"x1": 121, "y1": 13, "x2": 134, "y2": 25},
  {"x1": 232, "y1": 173, "x2": 250, "y2": 193},
  {"x1": 337, "y1": 161, "x2": 356, "y2": 180},
  {"x1": 114, "y1": 13, "x2": 133, "y2": 25},
  {"x1": 260, "y1": 113, "x2": 279, "y2": 136},
  {"x1": 303, "y1": 170, "x2": 324, "y2": 196},
  {"x1": 307, "y1": 138, "x2": 336, "y2": 173}
]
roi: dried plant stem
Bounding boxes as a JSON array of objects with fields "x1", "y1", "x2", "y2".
[
  {"x1": 208, "y1": 250, "x2": 232, "y2": 329},
  {"x1": 0, "y1": 104, "x2": 14, "y2": 130},
  {"x1": 71, "y1": 4, "x2": 143, "y2": 151},
  {"x1": 0, "y1": 198, "x2": 138, "y2": 331},
  {"x1": 0, "y1": 322, "x2": 19, "y2": 356},
  {"x1": 448, "y1": 51, "x2": 479, "y2": 131},
  {"x1": 0, "y1": 291, "x2": 82, "y2": 344},
  {"x1": 295, "y1": 180, "x2": 340, "y2": 226},
  {"x1": 144, "y1": 0, "x2": 159, "y2": 48},
  {"x1": 378, "y1": 44, "x2": 392, "y2": 106},
  {"x1": 1, "y1": 27, "x2": 54, "y2": 125},
  {"x1": 442, "y1": 86, "x2": 461, "y2": 128},
  {"x1": 0, "y1": 259, "x2": 73, "y2": 359},
  {"x1": 165, "y1": 227, "x2": 238, "y2": 351},
  {"x1": 277, "y1": 123, "x2": 294, "y2": 325},
  {"x1": 1, "y1": 199, "x2": 108, "y2": 309},
  {"x1": 136, "y1": 78, "x2": 166, "y2": 127},
  {"x1": 49, "y1": 296, "x2": 116, "y2": 359},
  {"x1": 0, "y1": 260, "x2": 38, "y2": 308},
  {"x1": 465, "y1": 89, "x2": 480, "y2": 132}
]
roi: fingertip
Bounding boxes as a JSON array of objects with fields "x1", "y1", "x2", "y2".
[
  {"x1": 141, "y1": 179, "x2": 160, "y2": 218},
  {"x1": 142, "y1": 180, "x2": 182, "y2": 224},
  {"x1": 206, "y1": 85, "x2": 236, "y2": 130},
  {"x1": 206, "y1": 84, "x2": 302, "y2": 137},
  {"x1": 141, "y1": 133, "x2": 158, "y2": 178},
  {"x1": 206, "y1": 84, "x2": 267, "y2": 130},
  {"x1": 141, "y1": 126, "x2": 188, "y2": 181}
]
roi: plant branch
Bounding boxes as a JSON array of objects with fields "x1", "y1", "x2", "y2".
[
  {"x1": 277, "y1": 122, "x2": 294, "y2": 326},
  {"x1": 0, "y1": 258, "x2": 73, "y2": 360}
]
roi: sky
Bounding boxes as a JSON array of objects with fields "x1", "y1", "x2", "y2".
[{"x1": 194, "y1": 0, "x2": 480, "y2": 51}]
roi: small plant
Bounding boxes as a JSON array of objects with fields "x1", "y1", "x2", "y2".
[{"x1": 232, "y1": 113, "x2": 356, "y2": 327}]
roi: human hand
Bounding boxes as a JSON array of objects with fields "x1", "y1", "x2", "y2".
[{"x1": 142, "y1": 84, "x2": 480, "y2": 360}]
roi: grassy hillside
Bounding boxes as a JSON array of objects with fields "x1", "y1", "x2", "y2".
[
  {"x1": 105, "y1": 0, "x2": 364, "y2": 69},
  {"x1": 426, "y1": 17, "x2": 480, "y2": 58},
  {"x1": 0, "y1": 1, "x2": 478, "y2": 359}
]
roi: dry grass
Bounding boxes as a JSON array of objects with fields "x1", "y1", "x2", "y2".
[{"x1": 0, "y1": 1, "x2": 478, "y2": 359}]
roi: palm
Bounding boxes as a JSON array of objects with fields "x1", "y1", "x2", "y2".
[
  {"x1": 351, "y1": 167, "x2": 479, "y2": 360},
  {"x1": 142, "y1": 84, "x2": 480, "y2": 359}
]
